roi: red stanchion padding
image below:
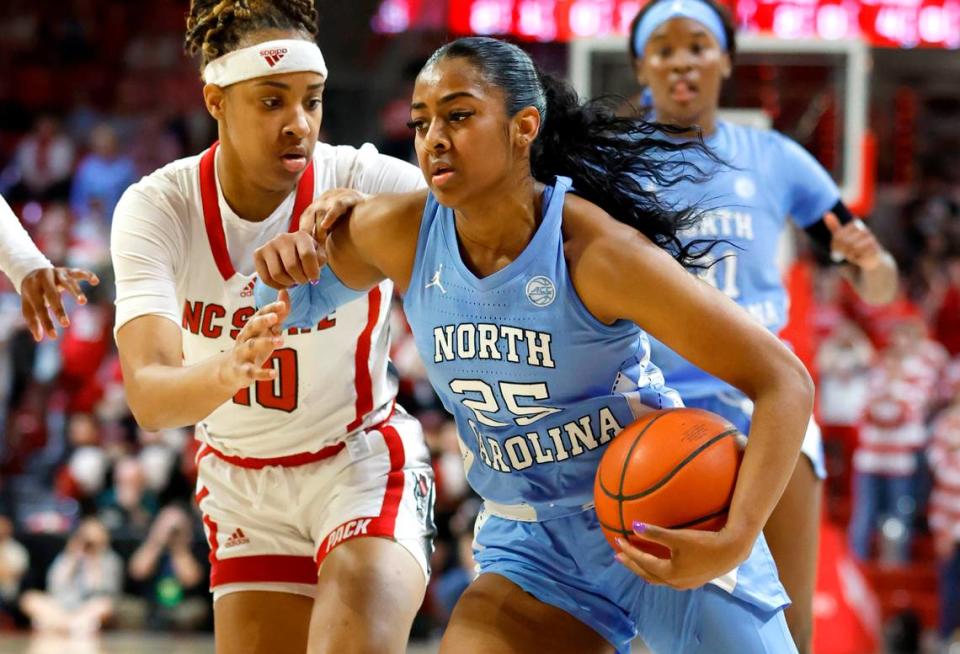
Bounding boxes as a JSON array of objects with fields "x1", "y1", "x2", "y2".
[
  {"x1": 847, "y1": 130, "x2": 877, "y2": 218},
  {"x1": 812, "y1": 522, "x2": 882, "y2": 654},
  {"x1": 780, "y1": 259, "x2": 816, "y2": 373}
]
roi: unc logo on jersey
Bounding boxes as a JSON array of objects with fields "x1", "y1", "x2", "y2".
[
  {"x1": 734, "y1": 176, "x2": 757, "y2": 199},
  {"x1": 525, "y1": 276, "x2": 556, "y2": 307}
]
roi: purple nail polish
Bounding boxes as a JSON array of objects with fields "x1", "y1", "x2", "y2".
[{"x1": 633, "y1": 521, "x2": 646, "y2": 534}]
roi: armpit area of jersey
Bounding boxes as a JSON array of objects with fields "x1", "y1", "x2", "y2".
[{"x1": 254, "y1": 265, "x2": 365, "y2": 329}]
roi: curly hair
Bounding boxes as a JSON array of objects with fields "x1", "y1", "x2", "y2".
[{"x1": 184, "y1": 0, "x2": 318, "y2": 66}]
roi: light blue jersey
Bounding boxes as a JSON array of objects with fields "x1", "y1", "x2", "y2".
[
  {"x1": 403, "y1": 176, "x2": 680, "y2": 520},
  {"x1": 648, "y1": 121, "x2": 840, "y2": 401},
  {"x1": 260, "y1": 177, "x2": 795, "y2": 653},
  {"x1": 400, "y1": 176, "x2": 791, "y2": 651}
]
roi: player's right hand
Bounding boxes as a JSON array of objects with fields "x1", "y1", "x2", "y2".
[
  {"x1": 220, "y1": 290, "x2": 290, "y2": 389},
  {"x1": 20, "y1": 266, "x2": 100, "y2": 341}
]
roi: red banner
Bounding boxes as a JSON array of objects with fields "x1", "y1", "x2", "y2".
[
  {"x1": 740, "y1": 0, "x2": 960, "y2": 48},
  {"x1": 444, "y1": 0, "x2": 960, "y2": 47}
]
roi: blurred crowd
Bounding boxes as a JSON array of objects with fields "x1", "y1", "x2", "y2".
[
  {"x1": 1, "y1": 0, "x2": 960, "y2": 648},
  {"x1": 810, "y1": 166, "x2": 960, "y2": 646},
  {"x1": 0, "y1": 0, "x2": 481, "y2": 640}
]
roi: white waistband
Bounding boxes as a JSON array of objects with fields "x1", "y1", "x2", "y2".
[{"x1": 482, "y1": 499, "x2": 594, "y2": 522}]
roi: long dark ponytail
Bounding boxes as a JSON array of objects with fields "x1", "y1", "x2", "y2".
[{"x1": 426, "y1": 37, "x2": 721, "y2": 267}]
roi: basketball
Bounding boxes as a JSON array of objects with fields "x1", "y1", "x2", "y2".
[{"x1": 594, "y1": 408, "x2": 745, "y2": 558}]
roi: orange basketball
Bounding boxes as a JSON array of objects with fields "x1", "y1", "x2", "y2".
[{"x1": 594, "y1": 407, "x2": 744, "y2": 558}]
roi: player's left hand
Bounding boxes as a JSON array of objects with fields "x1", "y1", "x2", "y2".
[
  {"x1": 298, "y1": 188, "x2": 369, "y2": 243},
  {"x1": 253, "y1": 189, "x2": 367, "y2": 290},
  {"x1": 254, "y1": 231, "x2": 326, "y2": 289},
  {"x1": 615, "y1": 521, "x2": 753, "y2": 590},
  {"x1": 824, "y1": 212, "x2": 885, "y2": 271},
  {"x1": 20, "y1": 266, "x2": 100, "y2": 342}
]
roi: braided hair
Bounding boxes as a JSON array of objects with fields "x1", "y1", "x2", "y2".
[{"x1": 184, "y1": 0, "x2": 318, "y2": 66}]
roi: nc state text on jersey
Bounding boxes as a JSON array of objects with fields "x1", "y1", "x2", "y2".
[{"x1": 182, "y1": 300, "x2": 335, "y2": 339}]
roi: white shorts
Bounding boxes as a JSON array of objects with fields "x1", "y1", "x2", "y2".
[{"x1": 194, "y1": 411, "x2": 436, "y2": 601}]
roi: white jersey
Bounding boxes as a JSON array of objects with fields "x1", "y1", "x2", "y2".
[
  {"x1": 111, "y1": 142, "x2": 425, "y2": 458},
  {"x1": 0, "y1": 194, "x2": 52, "y2": 292}
]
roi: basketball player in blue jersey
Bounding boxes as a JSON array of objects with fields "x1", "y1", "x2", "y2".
[
  {"x1": 628, "y1": 3, "x2": 898, "y2": 650},
  {"x1": 255, "y1": 37, "x2": 811, "y2": 653}
]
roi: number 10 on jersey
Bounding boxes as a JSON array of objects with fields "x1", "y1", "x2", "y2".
[{"x1": 232, "y1": 347, "x2": 299, "y2": 412}]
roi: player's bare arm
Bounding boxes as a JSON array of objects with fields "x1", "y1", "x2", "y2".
[
  {"x1": 300, "y1": 188, "x2": 371, "y2": 241},
  {"x1": 564, "y1": 197, "x2": 814, "y2": 589},
  {"x1": 256, "y1": 189, "x2": 427, "y2": 294},
  {"x1": 324, "y1": 189, "x2": 427, "y2": 293},
  {"x1": 116, "y1": 293, "x2": 290, "y2": 431},
  {"x1": 254, "y1": 188, "x2": 384, "y2": 289}
]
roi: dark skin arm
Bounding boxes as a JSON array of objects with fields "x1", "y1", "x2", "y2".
[
  {"x1": 254, "y1": 190, "x2": 427, "y2": 293},
  {"x1": 823, "y1": 211, "x2": 898, "y2": 305},
  {"x1": 116, "y1": 295, "x2": 290, "y2": 431},
  {"x1": 256, "y1": 189, "x2": 813, "y2": 590},
  {"x1": 562, "y1": 194, "x2": 814, "y2": 589}
]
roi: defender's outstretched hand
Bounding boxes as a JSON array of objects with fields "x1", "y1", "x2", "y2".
[
  {"x1": 219, "y1": 290, "x2": 291, "y2": 389},
  {"x1": 254, "y1": 189, "x2": 369, "y2": 290},
  {"x1": 254, "y1": 231, "x2": 325, "y2": 289},
  {"x1": 20, "y1": 267, "x2": 100, "y2": 341}
]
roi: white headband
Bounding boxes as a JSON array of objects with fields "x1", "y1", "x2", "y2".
[{"x1": 202, "y1": 39, "x2": 328, "y2": 87}]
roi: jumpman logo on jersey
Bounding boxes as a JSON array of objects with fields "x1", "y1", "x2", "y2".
[{"x1": 425, "y1": 264, "x2": 447, "y2": 294}]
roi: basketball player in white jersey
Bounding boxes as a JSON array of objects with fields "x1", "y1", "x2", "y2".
[
  {"x1": 0, "y1": 193, "x2": 99, "y2": 341},
  {"x1": 110, "y1": 2, "x2": 433, "y2": 652}
]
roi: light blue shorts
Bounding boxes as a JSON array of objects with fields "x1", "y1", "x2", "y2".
[
  {"x1": 473, "y1": 507, "x2": 796, "y2": 654},
  {"x1": 683, "y1": 391, "x2": 827, "y2": 480}
]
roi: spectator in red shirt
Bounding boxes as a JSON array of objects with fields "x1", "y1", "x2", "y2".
[
  {"x1": 848, "y1": 319, "x2": 943, "y2": 562},
  {"x1": 932, "y1": 257, "x2": 960, "y2": 356}
]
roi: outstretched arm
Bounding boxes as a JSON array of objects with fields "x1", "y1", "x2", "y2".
[
  {"x1": 779, "y1": 131, "x2": 899, "y2": 306},
  {"x1": 0, "y1": 194, "x2": 99, "y2": 340},
  {"x1": 822, "y1": 210, "x2": 898, "y2": 305},
  {"x1": 112, "y1": 188, "x2": 291, "y2": 431},
  {"x1": 568, "y1": 198, "x2": 814, "y2": 589},
  {"x1": 253, "y1": 190, "x2": 427, "y2": 325},
  {"x1": 116, "y1": 296, "x2": 290, "y2": 431}
]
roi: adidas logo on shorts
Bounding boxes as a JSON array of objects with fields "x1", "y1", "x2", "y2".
[{"x1": 224, "y1": 527, "x2": 250, "y2": 548}]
